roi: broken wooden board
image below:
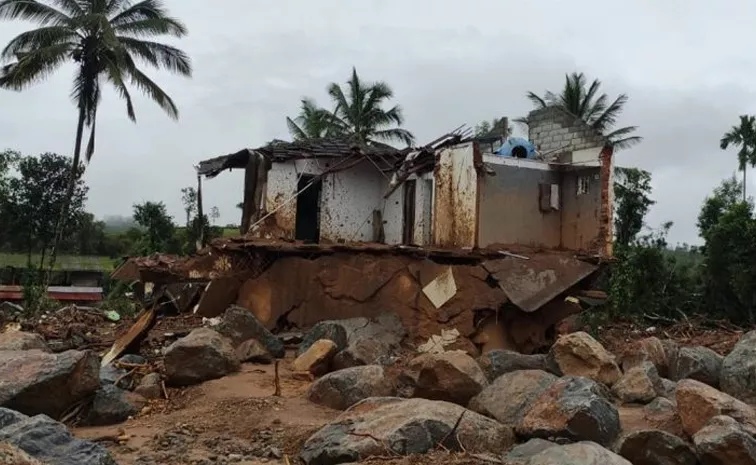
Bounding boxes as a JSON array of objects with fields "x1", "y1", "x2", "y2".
[{"x1": 101, "y1": 307, "x2": 156, "y2": 367}]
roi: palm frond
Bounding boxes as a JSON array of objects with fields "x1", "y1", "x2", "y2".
[
  {"x1": 610, "y1": 136, "x2": 643, "y2": 151},
  {"x1": 102, "y1": 51, "x2": 135, "y2": 121},
  {"x1": 124, "y1": 63, "x2": 178, "y2": 118},
  {"x1": 110, "y1": 0, "x2": 186, "y2": 37},
  {"x1": 0, "y1": 0, "x2": 72, "y2": 26},
  {"x1": 49, "y1": 0, "x2": 84, "y2": 15},
  {"x1": 117, "y1": 37, "x2": 191, "y2": 75},
  {"x1": 592, "y1": 94, "x2": 628, "y2": 133},
  {"x1": 0, "y1": 42, "x2": 72, "y2": 90},
  {"x1": 372, "y1": 128, "x2": 414, "y2": 146},
  {"x1": 1, "y1": 26, "x2": 78, "y2": 61},
  {"x1": 286, "y1": 116, "x2": 308, "y2": 141},
  {"x1": 525, "y1": 91, "x2": 548, "y2": 108}
]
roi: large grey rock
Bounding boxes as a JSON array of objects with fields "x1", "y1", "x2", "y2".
[
  {"x1": 721, "y1": 331, "x2": 756, "y2": 404},
  {"x1": 468, "y1": 370, "x2": 558, "y2": 427},
  {"x1": 307, "y1": 365, "x2": 394, "y2": 410},
  {"x1": 164, "y1": 328, "x2": 240, "y2": 387},
  {"x1": 694, "y1": 415, "x2": 756, "y2": 465},
  {"x1": 517, "y1": 376, "x2": 621, "y2": 447},
  {"x1": 85, "y1": 385, "x2": 146, "y2": 426},
  {"x1": 676, "y1": 379, "x2": 756, "y2": 436},
  {"x1": 99, "y1": 364, "x2": 132, "y2": 389},
  {"x1": 477, "y1": 350, "x2": 549, "y2": 381},
  {"x1": 234, "y1": 338, "x2": 272, "y2": 364},
  {"x1": 616, "y1": 430, "x2": 697, "y2": 465},
  {"x1": 548, "y1": 332, "x2": 621, "y2": 386},
  {"x1": 644, "y1": 397, "x2": 684, "y2": 437},
  {"x1": 0, "y1": 407, "x2": 116, "y2": 465},
  {"x1": 525, "y1": 441, "x2": 631, "y2": 465},
  {"x1": 412, "y1": 351, "x2": 488, "y2": 405},
  {"x1": 612, "y1": 362, "x2": 665, "y2": 404},
  {"x1": 300, "y1": 398, "x2": 515, "y2": 465},
  {"x1": 502, "y1": 438, "x2": 558, "y2": 465},
  {"x1": 0, "y1": 349, "x2": 99, "y2": 418},
  {"x1": 669, "y1": 346, "x2": 723, "y2": 387},
  {"x1": 0, "y1": 332, "x2": 49, "y2": 352},
  {"x1": 216, "y1": 306, "x2": 285, "y2": 358},
  {"x1": 621, "y1": 336, "x2": 668, "y2": 377}
]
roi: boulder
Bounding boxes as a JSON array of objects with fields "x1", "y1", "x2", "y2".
[
  {"x1": 234, "y1": 338, "x2": 272, "y2": 364},
  {"x1": 517, "y1": 376, "x2": 621, "y2": 447},
  {"x1": 0, "y1": 350, "x2": 99, "y2": 418},
  {"x1": 525, "y1": 441, "x2": 631, "y2": 465},
  {"x1": 300, "y1": 398, "x2": 514, "y2": 465},
  {"x1": 502, "y1": 438, "x2": 558, "y2": 465},
  {"x1": 616, "y1": 430, "x2": 697, "y2": 465},
  {"x1": 85, "y1": 385, "x2": 147, "y2": 426},
  {"x1": 215, "y1": 306, "x2": 285, "y2": 358},
  {"x1": 548, "y1": 332, "x2": 621, "y2": 386},
  {"x1": 721, "y1": 330, "x2": 756, "y2": 404},
  {"x1": 612, "y1": 362, "x2": 665, "y2": 404},
  {"x1": 643, "y1": 397, "x2": 684, "y2": 437},
  {"x1": 0, "y1": 442, "x2": 43, "y2": 465},
  {"x1": 164, "y1": 328, "x2": 240, "y2": 387},
  {"x1": 0, "y1": 407, "x2": 116, "y2": 465},
  {"x1": 694, "y1": 415, "x2": 756, "y2": 465},
  {"x1": 660, "y1": 378, "x2": 677, "y2": 400},
  {"x1": 99, "y1": 364, "x2": 131, "y2": 389},
  {"x1": 669, "y1": 346, "x2": 723, "y2": 387},
  {"x1": 298, "y1": 321, "x2": 348, "y2": 356},
  {"x1": 307, "y1": 365, "x2": 394, "y2": 410},
  {"x1": 676, "y1": 379, "x2": 756, "y2": 437},
  {"x1": 134, "y1": 373, "x2": 162, "y2": 400},
  {"x1": 331, "y1": 338, "x2": 397, "y2": 370},
  {"x1": 292, "y1": 339, "x2": 337, "y2": 375},
  {"x1": 0, "y1": 332, "x2": 49, "y2": 352},
  {"x1": 477, "y1": 350, "x2": 549, "y2": 382},
  {"x1": 621, "y1": 337, "x2": 668, "y2": 377},
  {"x1": 468, "y1": 370, "x2": 558, "y2": 427},
  {"x1": 412, "y1": 351, "x2": 488, "y2": 405}
]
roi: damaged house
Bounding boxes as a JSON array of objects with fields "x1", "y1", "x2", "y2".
[{"x1": 112, "y1": 107, "x2": 616, "y2": 357}]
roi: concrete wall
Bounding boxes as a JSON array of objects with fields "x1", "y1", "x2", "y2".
[
  {"x1": 528, "y1": 106, "x2": 606, "y2": 156},
  {"x1": 432, "y1": 142, "x2": 479, "y2": 248},
  {"x1": 477, "y1": 156, "x2": 562, "y2": 248},
  {"x1": 561, "y1": 167, "x2": 603, "y2": 252}
]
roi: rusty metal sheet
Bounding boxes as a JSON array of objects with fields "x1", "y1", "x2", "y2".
[{"x1": 482, "y1": 254, "x2": 598, "y2": 313}]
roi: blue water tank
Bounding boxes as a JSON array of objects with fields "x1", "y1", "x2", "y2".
[{"x1": 494, "y1": 137, "x2": 537, "y2": 159}]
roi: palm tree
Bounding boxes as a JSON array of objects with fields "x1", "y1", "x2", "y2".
[
  {"x1": 523, "y1": 72, "x2": 642, "y2": 150},
  {"x1": 720, "y1": 115, "x2": 756, "y2": 201},
  {"x1": 286, "y1": 98, "x2": 341, "y2": 141},
  {"x1": 327, "y1": 67, "x2": 414, "y2": 146},
  {"x1": 0, "y1": 0, "x2": 191, "y2": 270}
]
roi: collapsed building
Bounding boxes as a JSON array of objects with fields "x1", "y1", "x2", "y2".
[{"x1": 111, "y1": 107, "x2": 615, "y2": 357}]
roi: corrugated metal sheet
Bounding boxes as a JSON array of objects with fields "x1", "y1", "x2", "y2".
[{"x1": 482, "y1": 254, "x2": 597, "y2": 313}]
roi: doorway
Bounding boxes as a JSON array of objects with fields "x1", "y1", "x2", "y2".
[
  {"x1": 295, "y1": 174, "x2": 322, "y2": 243},
  {"x1": 402, "y1": 180, "x2": 416, "y2": 245}
]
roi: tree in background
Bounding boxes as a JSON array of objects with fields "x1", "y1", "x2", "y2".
[
  {"x1": 720, "y1": 115, "x2": 756, "y2": 201},
  {"x1": 614, "y1": 167, "x2": 655, "y2": 247},
  {"x1": 697, "y1": 175, "x2": 744, "y2": 241},
  {"x1": 180, "y1": 187, "x2": 197, "y2": 225},
  {"x1": 286, "y1": 98, "x2": 342, "y2": 141},
  {"x1": 132, "y1": 201, "x2": 179, "y2": 255},
  {"x1": 474, "y1": 117, "x2": 513, "y2": 138},
  {"x1": 522, "y1": 72, "x2": 642, "y2": 150},
  {"x1": 0, "y1": 0, "x2": 192, "y2": 272},
  {"x1": 210, "y1": 206, "x2": 220, "y2": 226}
]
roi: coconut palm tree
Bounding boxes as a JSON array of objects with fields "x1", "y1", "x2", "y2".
[
  {"x1": 327, "y1": 67, "x2": 414, "y2": 147},
  {"x1": 720, "y1": 115, "x2": 756, "y2": 201},
  {"x1": 0, "y1": 0, "x2": 191, "y2": 270},
  {"x1": 523, "y1": 72, "x2": 642, "y2": 150},
  {"x1": 286, "y1": 98, "x2": 341, "y2": 141}
]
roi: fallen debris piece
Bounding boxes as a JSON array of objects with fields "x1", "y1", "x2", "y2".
[
  {"x1": 292, "y1": 339, "x2": 337, "y2": 375},
  {"x1": 101, "y1": 307, "x2": 156, "y2": 367},
  {"x1": 422, "y1": 267, "x2": 457, "y2": 309},
  {"x1": 417, "y1": 329, "x2": 460, "y2": 354}
]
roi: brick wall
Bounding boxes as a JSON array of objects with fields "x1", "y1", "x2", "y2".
[{"x1": 527, "y1": 106, "x2": 606, "y2": 155}]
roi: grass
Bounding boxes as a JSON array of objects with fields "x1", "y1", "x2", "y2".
[{"x1": 0, "y1": 253, "x2": 116, "y2": 271}]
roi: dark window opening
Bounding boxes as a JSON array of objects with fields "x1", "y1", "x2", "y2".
[
  {"x1": 295, "y1": 175, "x2": 322, "y2": 243},
  {"x1": 402, "y1": 180, "x2": 416, "y2": 245}
]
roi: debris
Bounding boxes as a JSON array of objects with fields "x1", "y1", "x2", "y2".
[
  {"x1": 417, "y1": 328, "x2": 460, "y2": 354},
  {"x1": 422, "y1": 267, "x2": 457, "y2": 309},
  {"x1": 104, "y1": 310, "x2": 120, "y2": 322},
  {"x1": 292, "y1": 339, "x2": 337, "y2": 375},
  {"x1": 101, "y1": 307, "x2": 156, "y2": 367}
]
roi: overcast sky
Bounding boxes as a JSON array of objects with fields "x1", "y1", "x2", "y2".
[{"x1": 1, "y1": 0, "x2": 754, "y2": 245}]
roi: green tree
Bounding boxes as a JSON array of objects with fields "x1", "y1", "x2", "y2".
[
  {"x1": 720, "y1": 115, "x2": 756, "y2": 201},
  {"x1": 523, "y1": 72, "x2": 642, "y2": 150},
  {"x1": 132, "y1": 201, "x2": 178, "y2": 254},
  {"x1": 286, "y1": 98, "x2": 342, "y2": 141},
  {"x1": 474, "y1": 117, "x2": 513, "y2": 138},
  {"x1": 180, "y1": 186, "x2": 197, "y2": 225},
  {"x1": 614, "y1": 167, "x2": 655, "y2": 247},
  {"x1": 697, "y1": 175, "x2": 744, "y2": 241},
  {"x1": 326, "y1": 67, "x2": 414, "y2": 146},
  {"x1": 0, "y1": 0, "x2": 192, "y2": 271}
]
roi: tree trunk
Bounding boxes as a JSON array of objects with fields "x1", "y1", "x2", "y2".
[
  {"x1": 47, "y1": 104, "x2": 86, "y2": 279},
  {"x1": 744, "y1": 167, "x2": 748, "y2": 202}
]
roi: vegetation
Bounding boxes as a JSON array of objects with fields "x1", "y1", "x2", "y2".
[
  {"x1": 720, "y1": 115, "x2": 756, "y2": 200},
  {"x1": 0, "y1": 0, "x2": 192, "y2": 272}
]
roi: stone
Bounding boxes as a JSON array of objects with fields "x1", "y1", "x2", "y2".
[
  {"x1": 234, "y1": 339, "x2": 272, "y2": 364},
  {"x1": 676, "y1": 379, "x2": 756, "y2": 437},
  {"x1": 694, "y1": 415, "x2": 756, "y2": 465},
  {"x1": 669, "y1": 346, "x2": 723, "y2": 387},
  {"x1": 292, "y1": 339, "x2": 337, "y2": 375},
  {"x1": 215, "y1": 306, "x2": 285, "y2": 358},
  {"x1": 0, "y1": 407, "x2": 116, "y2": 465},
  {"x1": 0, "y1": 332, "x2": 49, "y2": 352},
  {"x1": 502, "y1": 438, "x2": 558, "y2": 465},
  {"x1": 612, "y1": 362, "x2": 665, "y2": 404},
  {"x1": 468, "y1": 370, "x2": 558, "y2": 427},
  {"x1": 118, "y1": 354, "x2": 147, "y2": 365},
  {"x1": 134, "y1": 373, "x2": 162, "y2": 400},
  {"x1": 412, "y1": 351, "x2": 488, "y2": 405},
  {"x1": 548, "y1": 332, "x2": 621, "y2": 386},
  {"x1": 331, "y1": 338, "x2": 396, "y2": 370},
  {"x1": 85, "y1": 385, "x2": 147, "y2": 426},
  {"x1": 644, "y1": 397, "x2": 684, "y2": 437},
  {"x1": 99, "y1": 364, "x2": 131, "y2": 389},
  {"x1": 298, "y1": 321, "x2": 348, "y2": 356},
  {"x1": 477, "y1": 350, "x2": 549, "y2": 381},
  {"x1": 525, "y1": 441, "x2": 631, "y2": 465},
  {"x1": 300, "y1": 398, "x2": 514, "y2": 465},
  {"x1": 517, "y1": 376, "x2": 621, "y2": 447},
  {"x1": 0, "y1": 350, "x2": 99, "y2": 418},
  {"x1": 721, "y1": 330, "x2": 756, "y2": 404},
  {"x1": 660, "y1": 378, "x2": 677, "y2": 400},
  {"x1": 307, "y1": 365, "x2": 394, "y2": 410},
  {"x1": 0, "y1": 442, "x2": 44, "y2": 465},
  {"x1": 621, "y1": 337, "x2": 668, "y2": 377},
  {"x1": 616, "y1": 430, "x2": 697, "y2": 465},
  {"x1": 164, "y1": 328, "x2": 240, "y2": 387}
]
